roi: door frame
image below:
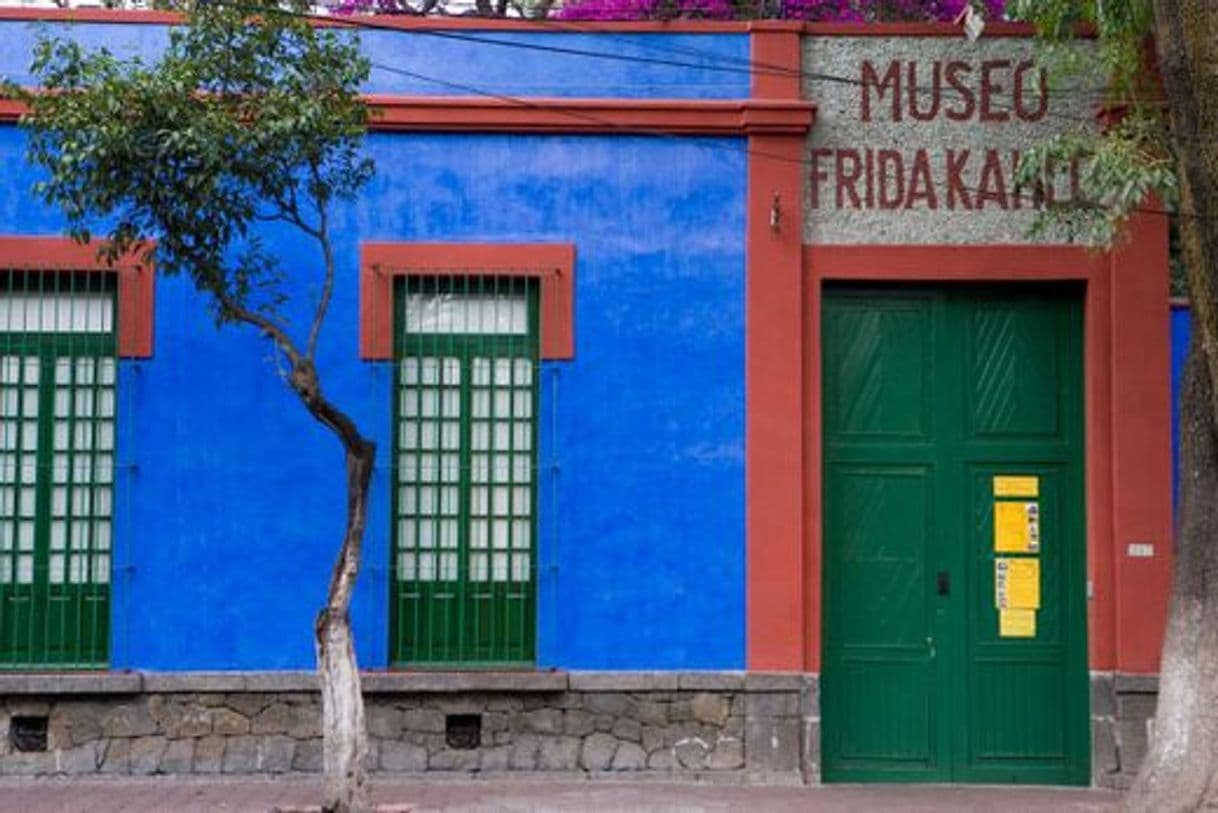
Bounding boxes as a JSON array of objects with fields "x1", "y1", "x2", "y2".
[
  {"x1": 745, "y1": 219, "x2": 1175, "y2": 683},
  {"x1": 803, "y1": 240, "x2": 1126, "y2": 679},
  {"x1": 818, "y1": 282, "x2": 1089, "y2": 784}
]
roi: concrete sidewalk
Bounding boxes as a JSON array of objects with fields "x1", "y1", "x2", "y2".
[{"x1": 0, "y1": 775, "x2": 1122, "y2": 812}]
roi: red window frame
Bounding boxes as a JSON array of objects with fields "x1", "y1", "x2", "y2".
[
  {"x1": 359, "y1": 242, "x2": 575, "y2": 361},
  {"x1": 0, "y1": 237, "x2": 155, "y2": 358}
]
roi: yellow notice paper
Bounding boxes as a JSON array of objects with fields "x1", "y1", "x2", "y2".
[
  {"x1": 999, "y1": 608, "x2": 1037, "y2": 638},
  {"x1": 995, "y1": 557, "x2": 1041, "y2": 609},
  {"x1": 994, "y1": 475, "x2": 1039, "y2": 498},
  {"x1": 994, "y1": 501, "x2": 1040, "y2": 553}
]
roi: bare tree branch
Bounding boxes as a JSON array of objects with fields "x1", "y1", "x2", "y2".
[{"x1": 306, "y1": 161, "x2": 335, "y2": 362}]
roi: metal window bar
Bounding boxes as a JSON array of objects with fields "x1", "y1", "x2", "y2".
[
  {"x1": 0, "y1": 269, "x2": 117, "y2": 670},
  {"x1": 391, "y1": 274, "x2": 540, "y2": 667}
]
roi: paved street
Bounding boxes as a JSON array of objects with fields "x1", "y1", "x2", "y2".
[{"x1": 0, "y1": 776, "x2": 1122, "y2": 812}]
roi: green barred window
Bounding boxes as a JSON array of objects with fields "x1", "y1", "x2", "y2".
[
  {"x1": 391, "y1": 276, "x2": 539, "y2": 666},
  {"x1": 0, "y1": 271, "x2": 117, "y2": 669}
]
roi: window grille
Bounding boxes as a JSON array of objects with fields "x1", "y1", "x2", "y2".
[
  {"x1": 0, "y1": 270, "x2": 116, "y2": 669},
  {"x1": 391, "y1": 275, "x2": 539, "y2": 666}
]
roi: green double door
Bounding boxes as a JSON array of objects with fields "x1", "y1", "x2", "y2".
[{"x1": 821, "y1": 285, "x2": 1089, "y2": 785}]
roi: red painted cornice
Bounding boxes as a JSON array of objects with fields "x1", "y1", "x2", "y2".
[
  {"x1": 365, "y1": 95, "x2": 814, "y2": 134},
  {"x1": 1, "y1": 94, "x2": 815, "y2": 136},
  {"x1": 0, "y1": 7, "x2": 179, "y2": 24}
]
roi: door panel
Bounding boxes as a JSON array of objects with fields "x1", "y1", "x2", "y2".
[
  {"x1": 391, "y1": 278, "x2": 539, "y2": 667},
  {"x1": 839, "y1": 660, "x2": 934, "y2": 761},
  {"x1": 834, "y1": 467, "x2": 932, "y2": 647},
  {"x1": 968, "y1": 301, "x2": 1063, "y2": 438},
  {"x1": 824, "y1": 300, "x2": 933, "y2": 440},
  {"x1": 1, "y1": 338, "x2": 114, "y2": 669},
  {"x1": 822, "y1": 293, "x2": 947, "y2": 781},
  {"x1": 822, "y1": 285, "x2": 1088, "y2": 785}
]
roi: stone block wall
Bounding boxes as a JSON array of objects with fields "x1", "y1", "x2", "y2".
[
  {"x1": 1091, "y1": 672, "x2": 1158, "y2": 789},
  {"x1": 0, "y1": 672, "x2": 817, "y2": 781},
  {"x1": 4, "y1": 671, "x2": 1159, "y2": 785}
]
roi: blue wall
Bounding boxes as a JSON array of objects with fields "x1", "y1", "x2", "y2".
[
  {"x1": 359, "y1": 134, "x2": 748, "y2": 669},
  {"x1": 1, "y1": 21, "x2": 750, "y2": 671},
  {"x1": 0, "y1": 118, "x2": 748, "y2": 669},
  {"x1": 1171, "y1": 305, "x2": 1189, "y2": 511},
  {"x1": 0, "y1": 21, "x2": 750, "y2": 99}
]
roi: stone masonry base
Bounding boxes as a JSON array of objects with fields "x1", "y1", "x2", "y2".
[
  {"x1": 0, "y1": 672, "x2": 818, "y2": 781},
  {"x1": 1090, "y1": 672, "x2": 1158, "y2": 790},
  {"x1": 3, "y1": 670, "x2": 1156, "y2": 785}
]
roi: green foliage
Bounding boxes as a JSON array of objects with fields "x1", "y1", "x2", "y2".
[
  {"x1": 17, "y1": 0, "x2": 372, "y2": 326},
  {"x1": 1017, "y1": 115, "x2": 1176, "y2": 245},
  {"x1": 1010, "y1": 0, "x2": 1153, "y2": 102},
  {"x1": 1010, "y1": 0, "x2": 1173, "y2": 246}
]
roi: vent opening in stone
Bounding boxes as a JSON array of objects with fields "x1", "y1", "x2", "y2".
[
  {"x1": 9, "y1": 716, "x2": 48, "y2": 753},
  {"x1": 445, "y1": 714, "x2": 481, "y2": 750}
]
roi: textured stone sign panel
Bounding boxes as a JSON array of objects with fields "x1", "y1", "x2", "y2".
[{"x1": 803, "y1": 36, "x2": 1101, "y2": 245}]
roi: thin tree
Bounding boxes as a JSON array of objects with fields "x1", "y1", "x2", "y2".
[
  {"x1": 1015, "y1": 0, "x2": 1218, "y2": 808},
  {"x1": 16, "y1": 3, "x2": 377, "y2": 810}
]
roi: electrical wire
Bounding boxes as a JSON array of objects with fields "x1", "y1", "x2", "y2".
[
  {"x1": 56, "y1": 3, "x2": 1193, "y2": 222},
  {"x1": 335, "y1": 19, "x2": 1185, "y2": 222},
  {"x1": 306, "y1": 7, "x2": 1126, "y2": 129}
]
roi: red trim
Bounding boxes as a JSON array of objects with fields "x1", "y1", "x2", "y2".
[
  {"x1": 2, "y1": 95, "x2": 814, "y2": 137},
  {"x1": 0, "y1": 237, "x2": 155, "y2": 358},
  {"x1": 359, "y1": 243, "x2": 574, "y2": 361},
  {"x1": 367, "y1": 96, "x2": 814, "y2": 135},
  {"x1": 0, "y1": 100, "x2": 23, "y2": 123},
  {"x1": 746, "y1": 25, "x2": 806, "y2": 671},
  {"x1": 1108, "y1": 211, "x2": 1173, "y2": 674},
  {"x1": 805, "y1": 246, "x2": 1109, "y2": 280},
  {"x1": 0, "y1": 8, "x2": 179, "y2": 23}
]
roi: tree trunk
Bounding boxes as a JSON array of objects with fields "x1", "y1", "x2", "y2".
[
  {"x1": 317, "y1": 610, "x2": 369, "y2": 813},
  {"x1": 1127, "y1": 3, "x2": 1218, "y2": 809},
  {"x1": 316, "y1": 440, "x2": 376, "y2": 813},
  {"x1": 1124, "y1": 335, "x2": 1218, "y2": 811},
  {"x1": 288, "y1": 360, "x2": 377, "y2": 813}
]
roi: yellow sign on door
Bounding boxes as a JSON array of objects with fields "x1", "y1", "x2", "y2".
[
  {"x1": 995, "y1": 557, "x2": 1040, "y2": 610},
  {"x1": 994, "y1": 475, "x2": 1039, "y2": 498},
  {"x1": 994, "y1": 501, "x2": 1040, "y2": 553},
  {"x1": 999, "y1": 608, "x2": 1037, "y2": 638}
]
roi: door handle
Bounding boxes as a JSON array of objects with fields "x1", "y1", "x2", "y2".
[
  {"x1": 926, "y1": 636, "x2": 936, "y2": 659},
  {"x1": 937, "y1": 570, "x2": 950, "y2": 596}
]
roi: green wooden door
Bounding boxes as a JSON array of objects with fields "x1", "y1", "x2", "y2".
[
  {"x1": 390, "y1": 277, "x2": 539, "y2": 667},
  {"x1": 0, "y1": 272, "x2": 116, "y2": 669},
  {"x1": 821, "y1": 284, "x2": 1088, "y2": 785}
]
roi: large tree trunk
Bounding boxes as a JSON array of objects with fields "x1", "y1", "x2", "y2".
[
  {"x1": 317, "y1": 613, "x2": 368, "y2": 812},
  {"x1": 1125, "y1": 335, "x2": 1218, "y2": 811},
  {"x1": 1127, "y1": 2, "x2": 1218, "y2": 809},
  {"x1": 316, "y1": 441, "x2": 376, "y2": 813},
  {"x1": 284, "y1": 358, "x2": 377, "y2": 813}
]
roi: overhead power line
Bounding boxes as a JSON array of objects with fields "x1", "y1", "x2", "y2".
[{"x1": 65, "y1": 3, "x2": 1187, "y2": 223}]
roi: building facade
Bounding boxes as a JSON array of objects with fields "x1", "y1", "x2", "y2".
[{"x1": 0, "y1": 12, "x2": 1172, "y2": 788}]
